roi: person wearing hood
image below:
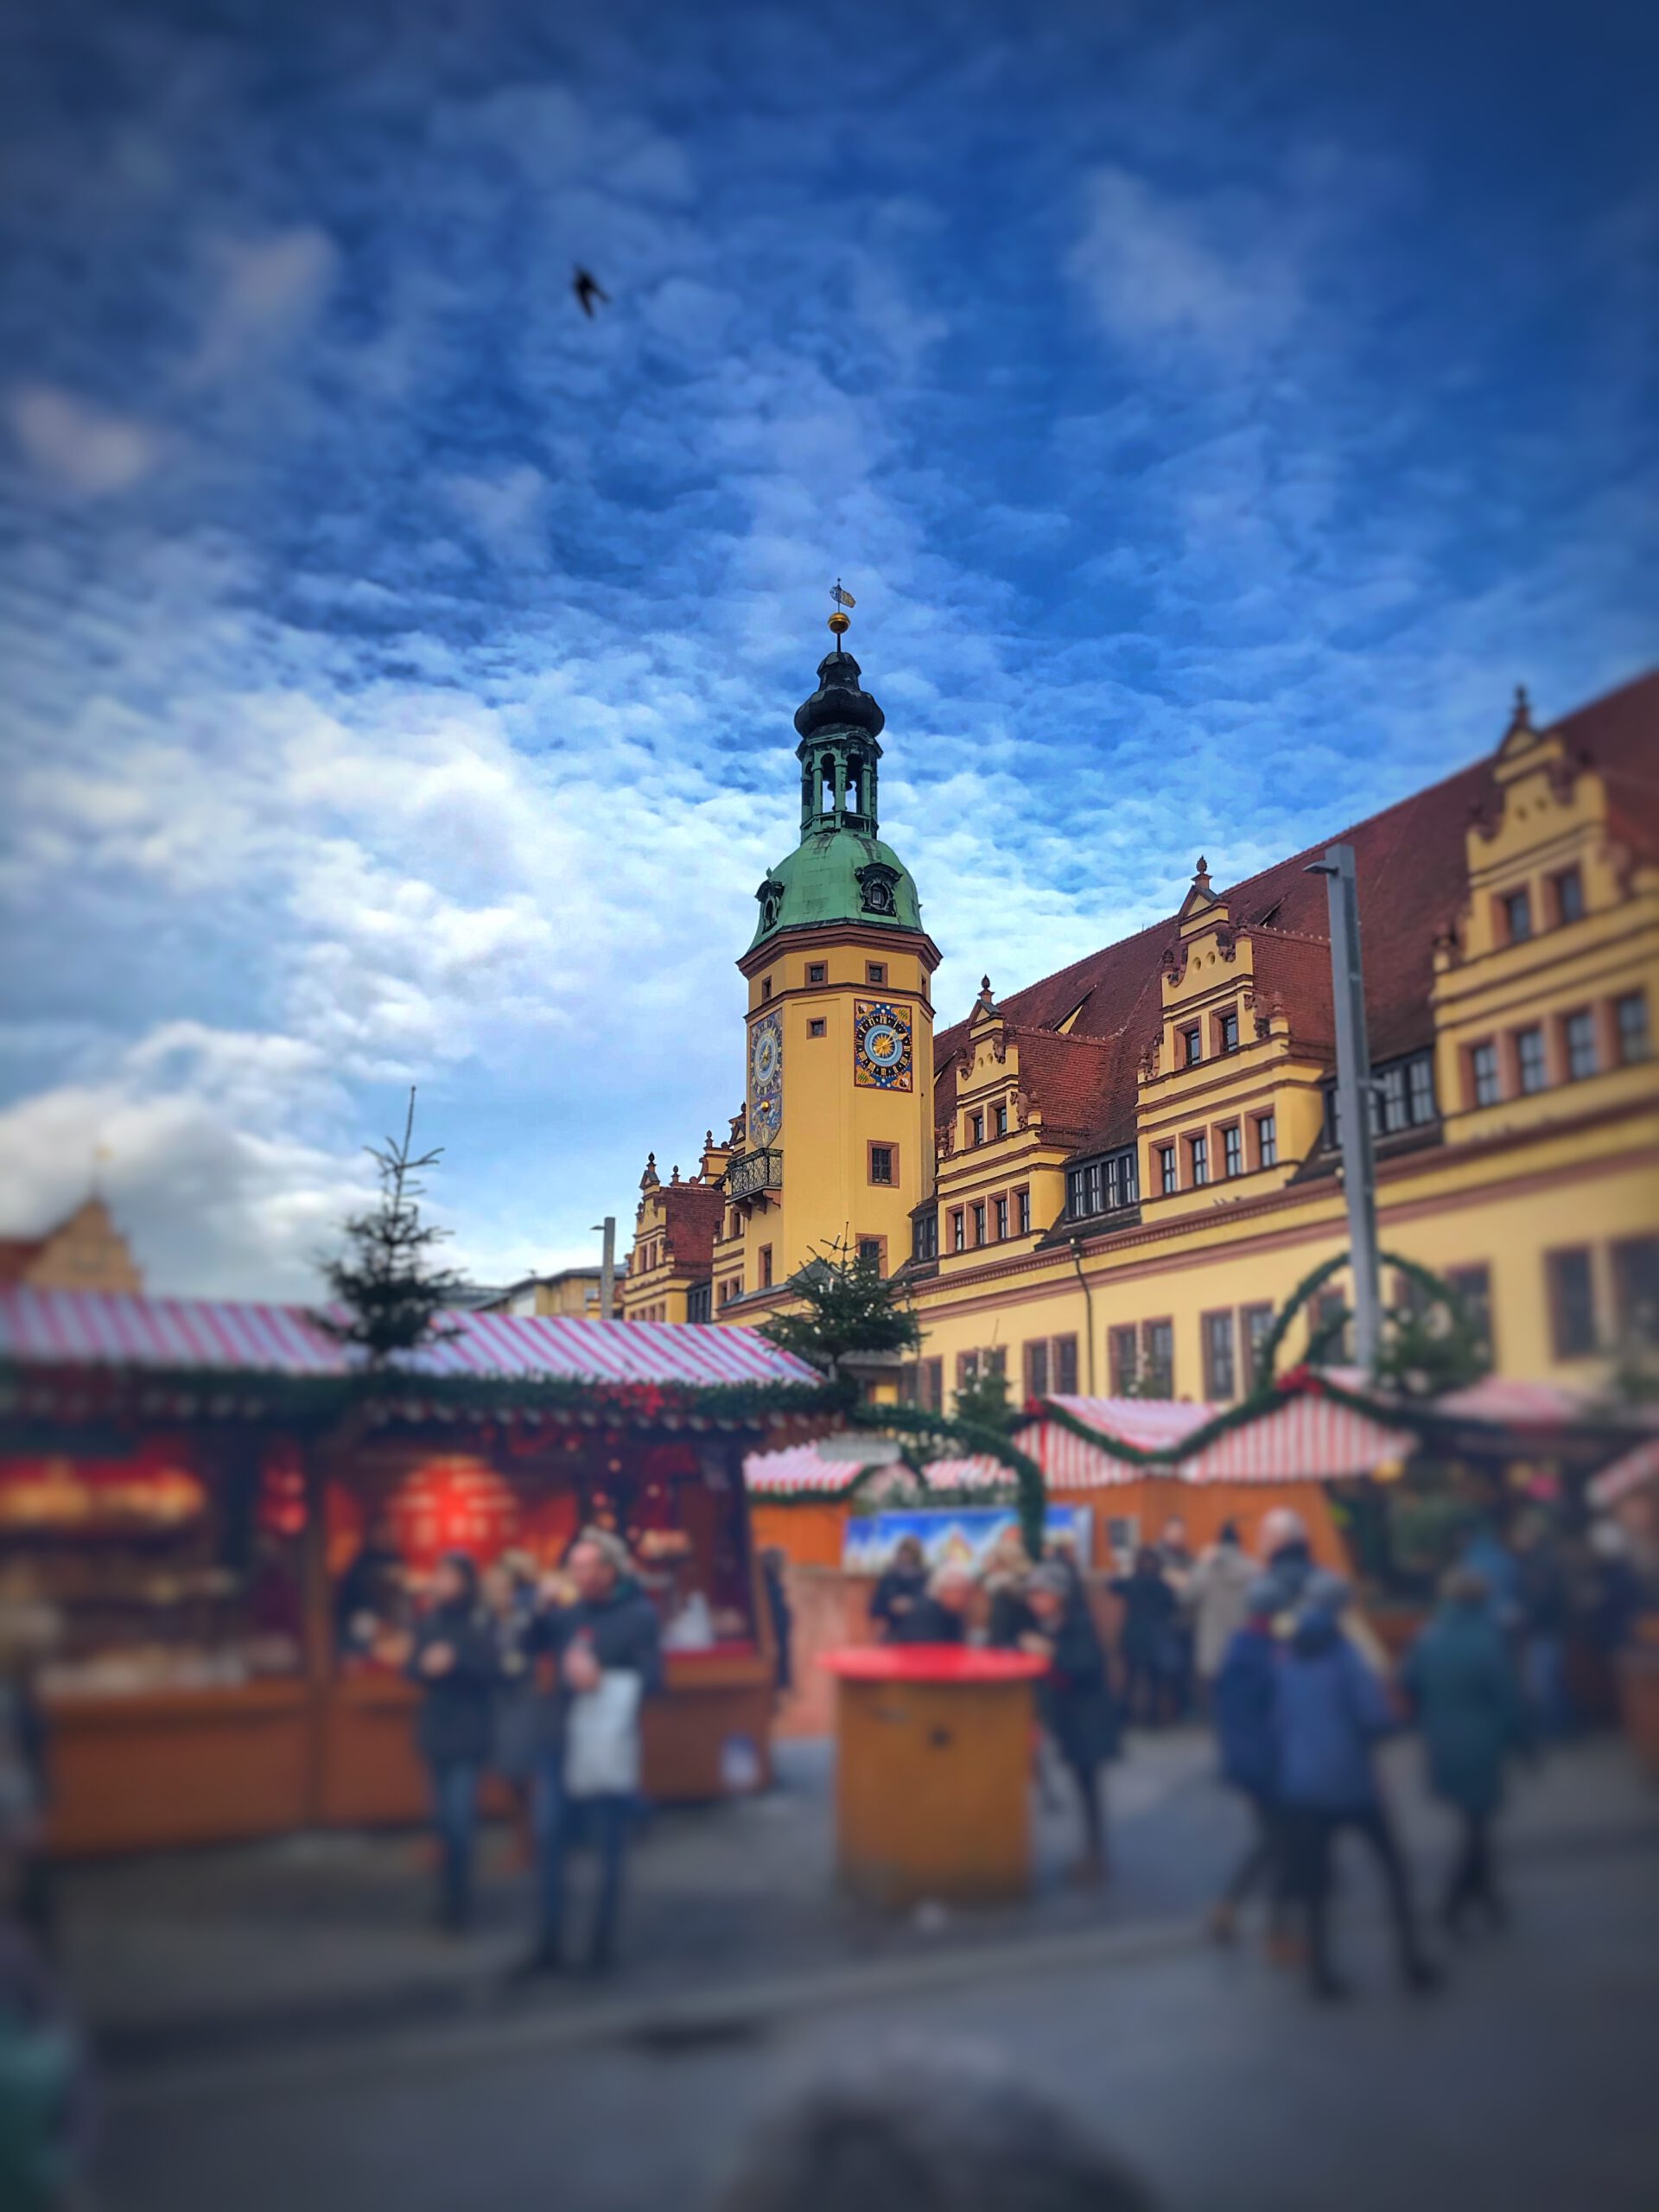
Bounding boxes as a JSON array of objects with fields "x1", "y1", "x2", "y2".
[
  {"x1": 1256, "y1": 1505, "x2": 1316, "y2": 1615},
  {"x1": 1207, "y1": 1576, "x2": 1292, "y2": 1955},
  {"x1": 1022, "y1": 1563, "x2": 1120, "y2": 1885},
  {"x1": 889, "y1": 1562, "x2": 976, "y2": 1645},
  {"x1": 1275, "y1": 1571, "x2": 1440, "y2": 1999},
  {"x1": 1402, "y1": 1568, "x2": 1527, "y2": 1934},
  {"x1": 1109, "y1": 1548, "x2": 1180, "y2": 1727},
  {"x1": 1189, "y1": 1522, "x2": 1259, "y2": 1697},
  {"x1": 405, "y1": 1552, "x2": 500, "y2": 1933}
]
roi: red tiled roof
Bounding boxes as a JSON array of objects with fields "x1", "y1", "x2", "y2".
[
  {"x1": 935, "y1": 671, "x2": 1658, "y2": 1152},
  {"x1": 0, "y1": 1239, "x2": 44, "y2": 1287}
]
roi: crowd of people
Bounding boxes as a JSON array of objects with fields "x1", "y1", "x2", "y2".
[{"x1": 866, "y1": 1501, "x2": 1652, "y2": 2002}]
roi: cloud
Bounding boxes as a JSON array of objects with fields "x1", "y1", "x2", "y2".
[
  {"x1": 445, "y1": 465, "x2": 550, "y2": 563},
  {"x1": 6, "y1": 385, "x2": 162, "y2": 498},
  {"x1": 1066, "y1": 166, "x2": 1303, "y2": 361},
  {"x1": 184, "y1": 228, "x2": 339, "y2": 385}
]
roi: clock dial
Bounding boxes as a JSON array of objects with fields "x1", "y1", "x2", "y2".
[
  {"x1": 747, "y1": 1012, "x2": 784, "y2": 1145},
  {"x1": 853, "y1": 999, "x2": 913, "y2": 1091}
]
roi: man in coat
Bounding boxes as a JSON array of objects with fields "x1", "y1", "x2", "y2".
[
  {"x1": 405, "y1": 1552, "x2": 499, "y2": 1932},
  {"x1": 1207, "y1": 1577, "x2": 1291, "y2": 1954},
  {"x1": 1024, "y1": 1564, "x2": 1119, "y2": 1884},
  {"x1": 520, "y1": 1529, "x2": 663, "y2": 1976},
  {"x1": 1275, "y1": 1573, "x2": 1440, "y2": 1999},
  {"x1": 1402, "y1": 1567, "x2": 1527, "y2": 1932},
  {"x1": 1189, "y1": 1521, "x2": 1259, "y2": 1698}
]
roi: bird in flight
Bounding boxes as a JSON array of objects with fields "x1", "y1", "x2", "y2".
[{"x1": 572, "y1": 268, "x2": 611, "y2": 318}]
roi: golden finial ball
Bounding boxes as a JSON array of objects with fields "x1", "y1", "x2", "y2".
[{"x1": 827, "y1": 610, "x2": 850, "y2": 635}]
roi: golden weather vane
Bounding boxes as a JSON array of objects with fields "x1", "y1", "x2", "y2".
[{"x1": 828, "y1": 578, "x2": 855, "y2": 637}]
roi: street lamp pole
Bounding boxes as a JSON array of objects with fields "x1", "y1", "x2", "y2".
[
  {"x1": 1306, "y1": 843, "x2": 1382, "y2": 1372},
  {"x1": 591, "y1": 1217, "x2": 617, "y2": 1320}
]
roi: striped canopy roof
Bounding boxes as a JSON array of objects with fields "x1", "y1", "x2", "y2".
[
  {"x1": 1021, "y1": 1393, "x2": 1415, "y2": 1488},
  {"x1": 746, "y1": 1442, "x2": 1007, "y2": 1496},
  {"x1": 1589, "y1": 1438, "x2": 1659, "y2": 1510},
  {"x1": 0, "y1": 1287, "x2": 822, "y2": 1392}
]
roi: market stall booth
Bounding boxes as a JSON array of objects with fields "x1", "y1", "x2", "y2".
[{"x1": 0, "y1": 1287, "x2": 829, "y2": 1855}]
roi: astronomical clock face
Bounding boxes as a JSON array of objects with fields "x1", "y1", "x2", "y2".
[
  {"x1": 853, "y1": 999, "x2": 912, "y2": 1091},
  {"x1": 748, "y1": 1012, "x2": 784, "y2": 1146}
]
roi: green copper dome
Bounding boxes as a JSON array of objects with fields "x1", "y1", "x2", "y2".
[{"x1": 747, "y1": 647, "x2": 925, "y2": 953}]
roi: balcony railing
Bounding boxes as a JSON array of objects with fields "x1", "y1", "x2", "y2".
[{"x1": 725, "y1": 1147, "x2": 783, "y2": 1201}]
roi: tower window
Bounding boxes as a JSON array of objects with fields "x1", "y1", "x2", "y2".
[
  {"x1": 867, "y1": 962, "x2": 887, "y2": 986},
  {"x1": 869, "y1": 1143, "x2": 894, "y2": 1185},
  {"x1": 807, "y1": 962, "x2": 827, "y2": 984},
  {"x1": 808, "y1": 1018, "x2": 826, "y2": 1039},
  {"x1": 759, "y1": 1244, "x2": 773, "y2": 1289},
  {"x1": 856, "y1": 1236, "x2": 884, "y2": 1274},
  {"x1": 761, "y1": 976, "x2": 772, "y2": 1001}
]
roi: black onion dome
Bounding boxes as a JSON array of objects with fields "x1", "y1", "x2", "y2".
[{"x1": 792, "y1": 650, "x2": 886, "y2": 741}]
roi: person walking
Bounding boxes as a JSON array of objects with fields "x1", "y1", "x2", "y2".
[
  {"x1": 519, "y1": 1529, "x2": 663, "y2": 1977},
  {"x1": 1109, "y1": 1548, "x2": 1179, "y2": 1727},
  {"x1": 1274, "y1": 1572, "x2": 1440, "y2": 1999},
  {"x1": 870, "y1": 1535, "x2": 929, "y2": 1642},
  {"x1": 983, "y1": 1529, "x2": 1036, "y2": 1650},
  {"x1": 1023, "y1": 1563, "x2": 1119, "y2": 1884},
  {"x1": 1156, "y1": 1517, "x2": 1197, "y2": 1718},
  {"x1": 406, "y1": 1552, "x2": 499, "y2": 1934},
  {"x1": 1206, "y1": 1577, "x2": 1291, "y2": 1955},
  {"x1": 1257, "y1": 1505, "x2": 1316, "y2": 1613},
  {"x1": 1402, "y1": 1568, "x2": 1527, "y2": 1935},
  {"x1": 1514, "y1": 1510, "x2": 1573, "y2": 1738},
  {"x1": 760, "y1": 1546, "x2": 794, "y2": 1704},
  {"x1": 1189, "y1": 1522, "x2": 1258, "y2": 1702}
]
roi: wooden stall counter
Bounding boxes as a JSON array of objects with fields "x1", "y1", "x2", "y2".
[
  {"x1": 822, "y1": 1645, "x2": 1047, "y2": 1909},
  {"x1": 45, "y1": 1681, "x2": 311, "y2": 1857}
]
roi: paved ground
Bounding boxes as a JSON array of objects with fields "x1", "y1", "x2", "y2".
[
  {"x1": 99, "y1": 1830, "x2": 1659, "y2": 2212},
  {"x1": 63, "y1": 1726, "x2": 1656, "y2": 2062}
]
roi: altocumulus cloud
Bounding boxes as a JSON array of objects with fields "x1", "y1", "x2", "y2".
[{"x1": 0, "y1": 0, "x2": 1652, "y2": 1294}]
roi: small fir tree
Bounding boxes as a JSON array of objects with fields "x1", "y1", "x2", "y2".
[
  {"x1": 759, "y1": 1240, "x2": 923, "y2": 1376},
  {"x1": 317, "y1": 1089, "x2": 463, "y2": 1367}
]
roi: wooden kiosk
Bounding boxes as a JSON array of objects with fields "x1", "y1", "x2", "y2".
[{"x1": 0, "y1": 1287, "x2": 830, "y2": 1856}]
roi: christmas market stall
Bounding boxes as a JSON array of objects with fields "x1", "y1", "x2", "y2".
[{"x1": 0, "y1": 1287, "x2": 831, "y2": 1855}]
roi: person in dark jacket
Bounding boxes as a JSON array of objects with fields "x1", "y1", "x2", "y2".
[
  {"x1": 1402, "y1": 1568, "x2": 1527, "y2": 1933},
  {"x1": 1513, "y1": 1511, "x2": 1573, "y2": 1738},
  {"x1": 519, "y1": 1529, "x2": 664, "y2": 1975},
  {"x1": 1025, "y1": 1564, "x2": 1119, "y2": 1883},
  {"x1": 983, "y1": 1529, "x2": 1037, "y2": 1651},
  {"x1": 1109, "y1": 1549, "x2": 1179, "y2": 1727},
  {"x1": 870, "y1": 1536, "x2": 929, "y2": 1642},
  {"x1": 888, "y1": 1563, "x2": 976, "y2": 1645},
  {"x1": 1275, "y1": 1573, "x2": 1439, "y2": 1999},
  {"x1": 405, "y1": 1551, "x2": 499, "y2": 1932},
  {"x1": 760, "y1": 1547, "x2": 794, "y2": 1700},
  {"x1": 1206, "y1": 1578, "x2": 1290, "y2": 1951}
]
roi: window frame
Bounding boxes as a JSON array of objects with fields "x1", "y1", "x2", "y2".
[
  {"x1": 969, "y1": 1110, "x2": 985, "y2": 1147},
  {"x1": 1515, "y1": 1025, "x2": 1548, "y2": 1095},
  {"x1": 1188, "y1": 1132, "x2": 1210, "y2": 1187},
  {"x1": 1470, "y1": 1039, "x2": 1501, "y2": 1108},
  {"x1": 1255, "y1": 1112, "x2": 1278, "y2": 1169},
  {"x1": 805, "y1": 960, "x2": 828, "y2": 986},
  {"x1": 1552, "y1": 867, "x2": 1585, "y2": 926},
  {"x1": 1201, "y1": 1307, "x2": 1237, "y2": 1401},
  {"x1": 993, "y1": 1194, "x2": 1009, "y2": 1241},
  {"x1": 1015, "y1": 1187, "x2": 1032, "y2": 1236},
  {"x1": 1501, "y1": 886, "x2": 1533, "y2": 944},
  {"x1": 1217, "y1": 1008, "x2": 1240, "y2": 1055},
  {"x1": 1221, "y1": 1123, "x2": 1243, "y2": 1179},
  {"x1": 1611, "y1": 1236, "x2": 1659, "y2": 1349},
  {"x1": 1158, "y1": 1144, "x2": 1178, "y2": 1196},
  {"x1": 1108, "y1": 1324, "x2": 1138, "y2": 1396},
  {"x1": 1563, "y1": 1008, "x2": 1598, "y2": 1082},
  {"x1": 1140, "y1": 1318, "x2": 1174, "y2": 1398},
  {"x1": 807, "y1": 1016, "x2": 827, "y2": 1039},
  {"x1": 865, "y1": 961, "x2": 887, "y2": 986},
  {"x1": 950, "y1": 1208, "x2": 966, "y2": 1254},
  {"x1": 1615, "y1": 991, "x2": 1650, "y2": 1065},
  {"x1": 1545, "y1": 1246, "x2": 1597, "y2": 1360},
  {"x1": 971, "y1": 1200, "x2": 987, "y2": 1247},
  {"x1": 1182, "y1": 1024, "x2": 1203, "y2": 1067},
  {"x1": 868, "y1": 1140, "x2": 897, "y2": 1185},
  {"x1": 855, "y1": 1235, "x2": 887, "y2": 1276},
  {"x1": 1240, "y1": 1301, "x2": 1274, "y2": 1390},
  {"x1": 758, "y1": 1243, "x2": 774, "y2": 1290}
]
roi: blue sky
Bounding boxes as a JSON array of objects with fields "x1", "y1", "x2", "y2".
[{"x1": 2, "y1": 0, "x2": 1654, "y2": 1296}]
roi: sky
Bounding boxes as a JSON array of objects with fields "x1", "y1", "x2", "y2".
[{"x1": 1, "y1": 0, "x2": 1654, "y2": 1299}]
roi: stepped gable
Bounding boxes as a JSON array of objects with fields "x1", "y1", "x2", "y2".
[{"x1": 932, "y1": 669, "x2": 1658, "y2": 1150}]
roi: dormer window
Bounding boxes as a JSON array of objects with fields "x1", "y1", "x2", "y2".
[
  {"x1": 1502, "y1": 887, "x2": 1533, "y2": 944},
  {"x1": 969, "y1": 1111, "x2": 984, "y2": 1147},
  {"x1": 1218, "y1": 1010, "x2": 1239, "y2": 1054},
  {"x1": 994, "y1": 1102, "x2": 1008, "y2": 1137},
  {"x1": 1183, "y1": 1025, "x2": 1203, "y2": 1066}
]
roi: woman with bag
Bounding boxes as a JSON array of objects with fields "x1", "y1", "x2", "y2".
[{"x1": 519, "y1": 1529, "x2": 663, "y2": 1978}]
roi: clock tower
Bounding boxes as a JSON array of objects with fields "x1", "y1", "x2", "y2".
[{"x1": 717, "y1": 609, "x2": 940, "y2": 1309}]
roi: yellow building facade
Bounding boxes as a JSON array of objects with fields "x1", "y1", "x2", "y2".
[{"x1": 623, "y1": 641, "x2": 1658, "y2": 1408}]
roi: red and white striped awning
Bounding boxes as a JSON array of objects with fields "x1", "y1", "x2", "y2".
[
  {"x1": 1176, "y1": 1393, "x2": 1414, "y2": 1484},
  {"x1": 1429, "y1": 1377, "x2": 1599, "y2": 1429},
  {"x1": 0, "y1": 1287, "x2": 821, "y2": 1391},
  {"x1": 1020, "y1": 1397, "x2": 1211, "y2": 1489},
  {"x1": 745, "y1": 1442, "x2": 1008, "y2": 1497},
  {"x1": 1017, "y1": 1391, "x2": 1414, "y2": 1488},
  {"x1": 1589, "y1": 1438, "x2": 1659, "y2": 1510}
]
